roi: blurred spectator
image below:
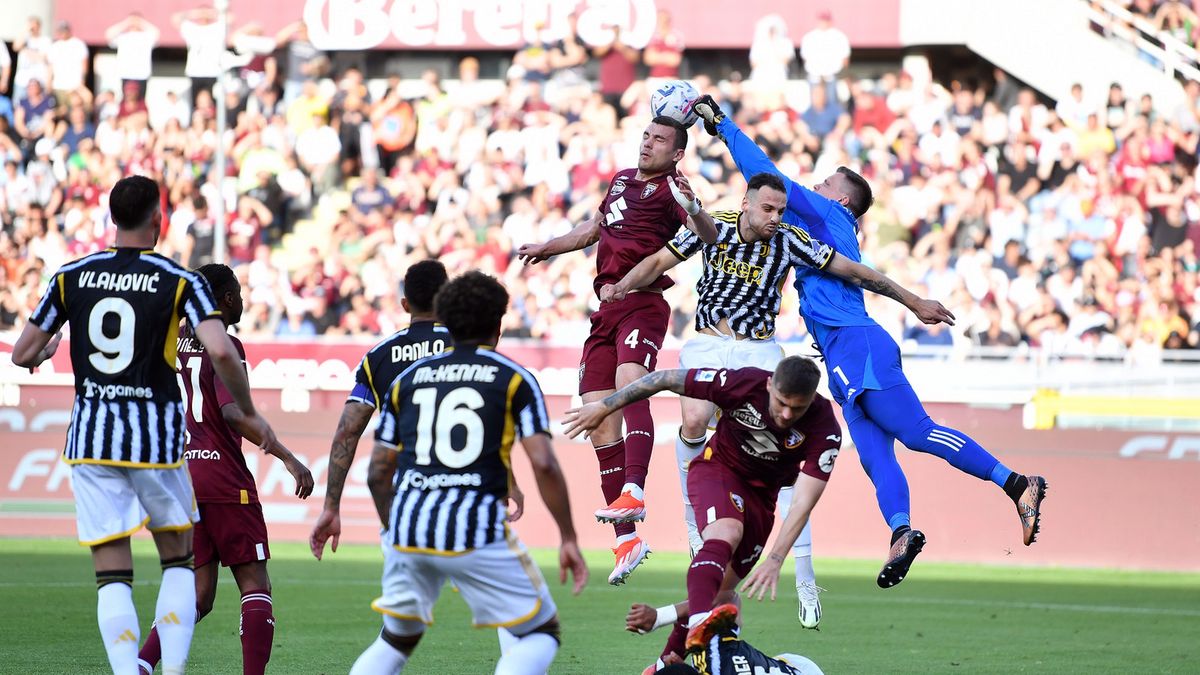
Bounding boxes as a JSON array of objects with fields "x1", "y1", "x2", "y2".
[
  {"x1": 105, "y1": 13, "x2": 160, "y2": 99},
  {"x1": 748, "y1": 14, "x2": 794, "y2": 105},
  {"x1": 173, "y1": 7, "x2": 226, "y2": 107},
  {"x1": 512, "y1": 22, "x2": 554, "y2": 82},
  {"x1": 594, "y1": 24, "x2": 639, "y2": 113},
  {"x1": 799, "y1": 10, "x2": 850, "y2": 97},
  {"x1": 644, "y1": 10, "x2": 684, "y2": 80},
  {"x1": 0, "y1": 41, "x2": 12, "y2": 114},
  {"x1": 230, "y1": 22, "x2": 278, "y2": 93},
  {"x1": 276, "y1": 21, "x2": 329, "y2": 105},
  {"x1": 48, "y1": 21, "x2": 89, "y2": 106},
  {"x1": 13, "y1": 16, "x2": 51, "y2": 104}
]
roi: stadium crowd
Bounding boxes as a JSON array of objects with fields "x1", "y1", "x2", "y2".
[{"x1": 1, "y1": 10, "x2": 1199, "y2": 361}]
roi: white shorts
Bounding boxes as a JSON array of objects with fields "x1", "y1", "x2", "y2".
[
  {"x1": 72, "y1": 464, "x2": 199, "y2": 546},
  {"x1": 678, "y1": 333, "x2": 785, "y2": 371},
  {"x1": 372, "y1": 530, "x2": 557, "y2": 633}
]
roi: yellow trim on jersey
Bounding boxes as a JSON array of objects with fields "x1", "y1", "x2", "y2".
[
  {"x1": 78, "y1": 516, "x2": 151, "y2": 547},
  {"x1": 782, "y1": 223, "x2": 810, "y2": 243},
  {"x1": 163, "y1": 278, "x2": 186, "y2": 367},
  {"x1": 391, "y1": 544, "x2": 473, "y2": 557},
  {"x1": 666, "y1": 240, "x2": 689, "y2": 261},
  {"x1": 362, "y1": 356, "x2": 377, "y2": 405},
  {"x1": 147, "y1": 522, "x2": 194, "y2": 534},
  {"x1": 712, "y1": 210, "x2": 740, "y2": 224},
  {"x1": 57, "y1": 272, "x2": 67, "y2": 309},
  {"x1": 474, "y1": 598, "x2": 544, "y2": 629},
  {"x1": 370, "y1": 600, "x2": 433, "y2": 625},
  {"x1": 499, "y1": 373, "x2": 522, "y2": 471},
  {"x1": 817, "y1": 249, "x2": 834, "y2": 270},
  {"x1": 239, "y1": 489, "x2": 249, "y2": 504},
  {"x1": 63, "y1": 457, "x2": 187, "y2": 469},
  {"x1": 703, "y1": 447, "x2": 713, "y2": 460}
]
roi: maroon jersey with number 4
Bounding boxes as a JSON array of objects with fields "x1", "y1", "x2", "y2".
[
  {"x1": 684, "y1": 367, "x2": 842, "y2": 496},
  {"x1": 176, "y1": 332, "x2": 259, "y2": 504},
  {"x1": 594, "y1": 168, "x2": 690, "y2": 295}
]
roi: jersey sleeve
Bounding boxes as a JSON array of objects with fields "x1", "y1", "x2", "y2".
[
  {"x1": 801, "y1": 401, "x2": 843, "y2": 482},
  {"x1": 28, "y1": 273, "x2": 67, "y2": 335},
  {"x1": 374, "y1": 380, "x2": 404, "y2": 450},
  {"x1": 179, "y1": 271, "x2": 222, "y2": 329},
  {"x1": 781, "y1": 225, "x2": 834, "y2": 270},
  {"x1": 717, "y1": 117, "x2": 835, "y2": 225},
  {"x1": 682, "y1": 368, "x2": 745, "y2": 410},
  {"x1": 665, "y1": 226, "x2": 702, "y2": 261},
  {"x1": 349, "y1": 352, "x2": 378, "y2": 408},
  {"x1": 511, "y1": 371, "x2": 551, "y2": 439}
]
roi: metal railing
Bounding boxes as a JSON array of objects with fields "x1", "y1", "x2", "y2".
[{"x1": 1084, "y1": 0, "x2": 1200, "y2": 83}]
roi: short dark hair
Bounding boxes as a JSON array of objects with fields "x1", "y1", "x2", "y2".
[
  {"x1": 836, "y1": 166, "x2": 874, "y2": 218},
  {"x1": 109, "y1": 175, "x2": 160, "y2": 230},
  {"x1": 651, "y1": 115, "x2": 689, "y2": 151},
  {"x1": 195, "y1": 263, "x2": 239, "y2": 300},
  {"x1": 772, "y1": 356, "x2": 822, "y2": 396},
  {"x1": 403, "y1": 259, "x2": 449, "y2": 313},
  {"x1": 435, "y1": 272, "x2": 509, "y2": 344},
  {"x1": 747, "y1": 172, "x2": 787, "y2": 195}
]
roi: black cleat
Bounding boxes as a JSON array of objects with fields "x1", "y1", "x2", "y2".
[
  {"x1": 693, "y1": 95, "x2": 725, "y2": 138},
  {"x1": 877, "y1": 529, "x2": 926, "y2": 588},
  {"x1": 1017, "y1": 475, "x2": 1048, "y2": 546}
]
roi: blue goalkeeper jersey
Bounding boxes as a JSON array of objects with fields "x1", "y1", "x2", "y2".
[{"x1": 718, "y1": 117, "x2": 876, "y2": 329}]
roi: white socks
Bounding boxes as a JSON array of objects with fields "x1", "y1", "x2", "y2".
[
  {"x1": 97, "y1": 582, "x2": 140, "y2": 674},
  {"x1": 155, "y1": 567, "x2": 197, "y2": 673},
  {"x1": 676, "y1": 431, "x2": 706, "y2": 555},
  {"x1": 350, "y1": 635, "x2": 409, "y2": 675},
  {"x1": 495, "y1": 631, "x2": 558, "y2": 675}
]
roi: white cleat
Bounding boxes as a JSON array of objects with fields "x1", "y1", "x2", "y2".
[
  {"x1": 608, "y1": 536, "x2": 652, "y2": 585},
  {"x1": 797, "y1": 580, "x2": 825, "y2": 629}
]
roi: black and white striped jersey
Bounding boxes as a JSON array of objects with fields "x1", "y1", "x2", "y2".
[
  {"x1": 666, "y1": 210, "x2": 834, "y2": 339},
  {"x1": 375, "y1": 345, "x2": 550, "y2": 553},
  {"x1": 28, "y1": 247, "x2": 221, "y2": 467},
  {"x1": 348, "y1": 321, "x2": 451, "y2": 410}
]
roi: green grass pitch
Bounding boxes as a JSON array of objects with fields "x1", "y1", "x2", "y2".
[{"x1": 2, "y1": 538, "x2": 1197, "y2": 674}]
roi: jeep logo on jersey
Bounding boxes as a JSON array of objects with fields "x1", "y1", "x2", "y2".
[
  {"x1": 729, "y1": 492, "x2": 744, "y2": 513},
  {"x1": 610, "y1": 179, "x2": 626, "y2": 196},
  {"x1": 819, "y1": 447, "x2": 840, "y2": 473},
  {"x1": 641, "y1": 183, "x2": 658, "y2": 199},
  {"x1": 785, "y1": 430, "x2": 805, "y2": 449}
]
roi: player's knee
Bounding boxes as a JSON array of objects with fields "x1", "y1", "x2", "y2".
[
  {"x1": 679, "y1": 420, "x2": 707, "y2": 442},
  {"x1": 514, "y1": 616, "x2": 562, "y2": 646},
  {"x1": 380, "y1": 619, "x2": 424, "y2": 655}
]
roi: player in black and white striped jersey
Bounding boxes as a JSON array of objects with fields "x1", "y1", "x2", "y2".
[
  {"x1": 11, "y1": 175, "x2": 278, "y2": 675},
  {"x1": 604, "y1": 172, "x2": 949, "y2": 632},
  {"x1": 350, "y1": 271, "x2": 587, "y2": 675}
]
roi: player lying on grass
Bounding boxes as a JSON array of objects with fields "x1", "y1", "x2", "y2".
[
  {"x1": 658, "y1": 603, "x2": 824, "y2": 675},
  {"x1": 565, "y1": 357, "x2": 837, "y2": 664}
]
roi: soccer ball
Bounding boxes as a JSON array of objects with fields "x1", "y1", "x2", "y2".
[{"x1": 650, "y1": 80, "x2": 700, "y2": 127}]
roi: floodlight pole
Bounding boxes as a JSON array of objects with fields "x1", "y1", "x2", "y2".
[{"x1": 213, "y1": 0, "x2": 230, "y2": 264}]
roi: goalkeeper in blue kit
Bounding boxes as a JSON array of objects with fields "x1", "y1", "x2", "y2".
[{"x1": 692, "y1": 96, "x2": 1048, "y2": 588}]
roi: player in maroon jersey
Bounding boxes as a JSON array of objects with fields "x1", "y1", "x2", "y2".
[
  {"x1": 139, "y1": 264, "x2": 313, "y2": 675},
  {"x1": 564, "y1": 356, "x2": 840, "y2": 662},
  {"x1": 518, "y1": 116, "x2": 719, "y2": 585}
]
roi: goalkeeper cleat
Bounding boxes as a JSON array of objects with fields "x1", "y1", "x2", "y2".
[
  {"x1": 877, "y1": 528, "x2": 925, "y2": 589},
  {"x1": 797, "y1": 581, "x2": 825, "y2": 629},
  {"x1": 1016, "y1": 475, "x2": 1048, "y2": 546},
  {"x1": 685, "y1": 603, "x2": 740, "y2": 654},
  {"x1": 609, "y1": 536, "x2": 651, "y2": 585},
  {"x1": 693, "y1": 95, "x2": 726, "y2": 138},
  {"x1": 596, "y1": 490, "x2": 647, "y2": 524}
]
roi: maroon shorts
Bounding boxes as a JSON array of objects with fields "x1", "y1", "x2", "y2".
[
  {"x1": 687, "y1": 459, "x2": 775, "y2": 580},
  {"x1": 579, "y1": 292, "x2": 670, "y2": 395},
  {"x1": 194, "y1": 502, "x2": 271, "y2": 568}
]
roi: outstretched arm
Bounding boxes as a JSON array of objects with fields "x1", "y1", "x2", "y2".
[
  {"x1": 516, "y1": 210, "x2": 601, "y2": 265},
  {"x1": 562, "y1": 369, "x2": 688, "y2": 438},
  {"x1": 824, "y1": 253, "x2": 956, "y2": 325},
  {"x1": 740, "y1": 473, "x2": 827, "y2": 601},
  {"x1": 600, "y1": 247, "x2": 682, "y2": 302}
]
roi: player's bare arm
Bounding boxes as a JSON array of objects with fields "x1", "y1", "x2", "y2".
[
  {"x1": 670, "y1": 175, "x2": 719, "y2": 244},
  {"x1": 741, "y1": 473, "x2": 828, "y2": 602},
  {"x1": 507, "y1": 469, "x2": 525, "y2": 522},
  {"x1": 520, "y1": 433, "x2": 589, "y2": 594},
  {"x1": 516, "y1": 211, "x2": 601, "y2": 265},
  {"x1": 10, "y1": 324, "x2": 62, "y2": 371},
  {"x1": 563, "y1": 369, "x2": 689, "y2": 438},
  {"x1": 601, "y1": 247, "x2": 681, "y2": 303},
  {"x1": 193, "y1": 318, "x2": 279, "y2": 449},
  {"x1": 310, "y1": 400, "x2": 374, "y2": 558},
  {"x1": 824, "y1": 253, "x2": 956, "y2": 326},
  {"x1": 365, "y1": 442, "x2": 399, "y2": 527},
  {"x1": 222, "y1": 403, "x2": 315, "y2": 499}
]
